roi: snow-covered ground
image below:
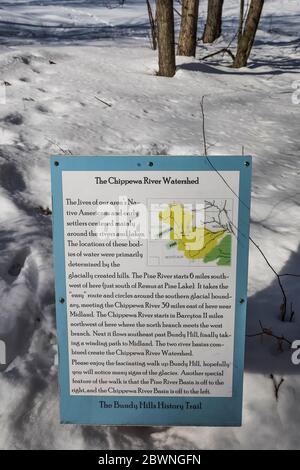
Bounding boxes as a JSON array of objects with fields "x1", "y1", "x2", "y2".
[{"x1": 0, "y1": 0, "x2": 300, "y2": 450}]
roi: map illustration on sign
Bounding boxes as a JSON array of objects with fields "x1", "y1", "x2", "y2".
[{"x1": 148, "y1": 199, "x2": 233, "y2": 267}]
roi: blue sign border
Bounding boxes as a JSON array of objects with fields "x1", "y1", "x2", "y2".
[{"x1": 51, "y1": 155, "x2": 252, "y2": 426}]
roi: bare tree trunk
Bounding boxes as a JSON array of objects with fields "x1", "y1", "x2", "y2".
[
  {"x1": 238, "y1": 0, "x2": 245, "y2": 43},
  {"x1": 233, "y1": 0, "x2": 264, "y2": 68},
  {"x1": 156, "y1": 0, "x2": 176, "y2": 77},
  {"x1": 177, "y1": 0, "x2": 200, "y2": 57},
  {"x1": 203, "y1": 0, "x2": 224, "y2": 44},
  {"x1": 146, "y1": 0, "x2": 157, "y2": 50}
]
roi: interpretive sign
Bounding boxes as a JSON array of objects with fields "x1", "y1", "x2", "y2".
[{"x1": 51, "y1": 155, "x2": 251, "y2": 426}]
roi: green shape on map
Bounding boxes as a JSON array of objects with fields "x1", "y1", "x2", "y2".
[{"x1": 203, "y1": 234, "x2": 232, "y2": 266}]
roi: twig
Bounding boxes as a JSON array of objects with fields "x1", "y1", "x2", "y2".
[
  {"x1": 200, "y1": 96, "x2": 207, "y2": 156},
  {"x1": 226, "y1": 0, "x2": 250, "y2": 51},
  {"x1": 249, "y1": 236, "x2": 287, "y2": 321},
  {"x1": 270, "y1": 374, "x2": 284, "y2": 401},
  {"x1": 289, "y1": 302, "x2": 295, "y2": 322},
  {"x1": 199, "y1": 99, "x2": 300, "y2": 321},
  {"x1": 47, "y1": 139, "x2": 72, "y2": 155},
  {"x1": 95, "y1": 96, "x2": 112, "y2": 107},
  {"x1": 38, "y1": 206, "x2": 52, "y2": 216},
  {"x1": 247, "y1": 320, "x2": 292, "y2": 350},
  {"x1": 173, "y1": 7, "x2": 182, "y2": 17},
  {"x1": 201, "y1": 48, "x2": 235, "y2": 61},
  {"x1": 279, "y1": 273, "x2": 300, "y2": 278}
]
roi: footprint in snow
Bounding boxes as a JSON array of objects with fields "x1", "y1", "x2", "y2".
[
  {"x1": 0, "y1": 249, "x2": 40, "y2": 371},
  {"x1": 3, "y1": 112, "x2": 24, "y2": 126},
  {"x1": 7, "y1": 246, "x2": 31, "y2": 279},
  {"x1": 19, "y1": 56, "x2": 31, "y2": 65},
  {"x1": 36, "y1": 104, "x2": 49, "y2": 114},
  {"x1": 0, "y1": 161, "x2": 26, "y2": 193}
]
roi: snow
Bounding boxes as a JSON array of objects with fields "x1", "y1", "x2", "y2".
[{"x1": 0, "y1": 0, "x2": 300, "y2": 450}]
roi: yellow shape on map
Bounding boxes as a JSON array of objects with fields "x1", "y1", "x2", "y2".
[{"x1": 159, "y1": 203, "x2": 225, "y2": 260}]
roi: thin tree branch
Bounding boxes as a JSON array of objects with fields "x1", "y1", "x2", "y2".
[
  {"x1": 95, "y1": 96, "x2": 112, "y2": 107},
  {"x1": 247, "y1": 320, "x2": 292, "y2": 348},
  {"x1": 289, "y1": 302, "x2": 295, "y2": 322},
  {"x1": 279, "y1": 273, "x2": 300, "y2": 278},
  {"x1": 199, "y1": 98, "x2": 300, "y2": 322},
  {"x1": 249, "y1": 236, "x2": 287, "y2": 321},
  {"x1": 270, "y1": 374, "x2": 284, "y2": 401},
  {"x1": 146, "y1": 0, "x2": 157, "y2": 50},
  {"x1": 201, "y1": 47, "x2": 235, "y2": 61},
  {"x1": 200, "y1": 96, "x2": 207, "y2": 156},
  {"x1": 47, "y1": 139, "x2": 72, "y2": 155}
]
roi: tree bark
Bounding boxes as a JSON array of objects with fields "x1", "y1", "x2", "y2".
[
  {"x1": 203, "y1": 0, "x2": 224, "y2": 44},
  {"x1": 238, "y1": 0, "x2": 245, "y2": 44},
  {"x1": 233, "y1": 0, "x2": 264, "y2": 68},
  {"x1": 156, "y1": 0, "x2": 176, "y2": 77},
  {"x1": 177, "y1": 0, "x2": 200, "y2": 57}
]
